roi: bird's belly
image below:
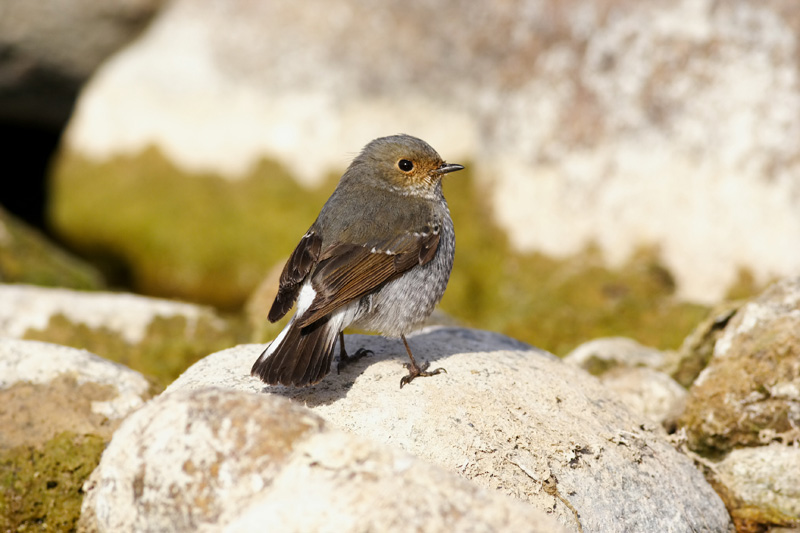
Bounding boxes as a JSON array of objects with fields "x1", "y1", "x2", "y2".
[{"x1": 350, "y1": 227, "x2": 454, "y2": 337}]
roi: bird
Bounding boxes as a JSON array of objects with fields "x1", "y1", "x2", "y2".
[{"x1": 251, "y1": 134, "x2": 463, "y2": 388}]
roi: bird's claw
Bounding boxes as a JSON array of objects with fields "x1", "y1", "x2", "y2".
[
  {"x1": 337, "y1": 348, "x2": 373, "y2": 374},
  {"x1": 399, "y1": 360, "x2": 447, "y2": 388}
]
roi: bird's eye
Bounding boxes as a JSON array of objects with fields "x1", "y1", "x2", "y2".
[{"x1": 398, "y1": 159, "x2": 414, "y2": 172}]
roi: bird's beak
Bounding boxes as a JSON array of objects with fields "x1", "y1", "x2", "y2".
[{"x1": 432, "y1": 163, "x2": 465, "y2": 176}]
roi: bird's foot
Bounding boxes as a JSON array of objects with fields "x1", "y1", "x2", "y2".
[
  {"x1": 399, "y1": 360, "x2": 446, "y2": 388},
  {"x1": 337, "y1": 348, "x2": 373, "y2": 374}
]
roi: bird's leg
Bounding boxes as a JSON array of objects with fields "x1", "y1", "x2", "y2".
[
  {"x1": 336, "y1": 332, "x2": 373, "y2": 374},
  {"x1": 399, "y1": 334, "x2": 446, "y2": 388}
]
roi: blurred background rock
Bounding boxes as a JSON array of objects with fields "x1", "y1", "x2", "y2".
[
  {"x1": 0, "y1": 0, "x2": 164, "y2": 228},
  {"x1": 3, "y1": 0, "x2": 798, "y2": 356}
]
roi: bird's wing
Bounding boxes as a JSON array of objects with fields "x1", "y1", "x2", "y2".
[
  {"x1": 296, "y1": 226, "x2": 441, "y2": 328},
  {"x1": 268, "y1": 230, "x2": 323, "y2": 322}
]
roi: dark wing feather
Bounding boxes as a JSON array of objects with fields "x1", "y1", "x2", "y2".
[
  {"x1": 297, "y1": 229, "x2": 440, "y2": 328},
  {"x1": 419, "y1": 231, "x2": 440, "y2": 264},
  {"x1": 268, "y1": 231, "x2": 322, "y2": 322}
]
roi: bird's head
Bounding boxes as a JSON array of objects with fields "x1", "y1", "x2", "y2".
[{"x1": 347, "y1": 134, "x2": 464, "y2": 198}]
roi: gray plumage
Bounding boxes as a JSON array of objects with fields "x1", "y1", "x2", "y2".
[{"x1": 348, "y1": 210, "x2": 454, "y2": 337}]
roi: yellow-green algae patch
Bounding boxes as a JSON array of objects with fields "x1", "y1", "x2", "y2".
[
  {"x1": 51, "y1": 147, "x2": 759, "y2": 359},
  {"x1": 50, "y1": 147, "x2": 338, "y2": 310},
  {"x1": 22, "y1": 312, "x2": 245, "y2": 389},
  {"x1": 680, "y1": 313, "x2": 800, "y2": 456},
  {"x1": 670, "y1": 301, "x2": 741, "y2": 388},
  {"x1": 0, "y1": 375, "x2": 140, "y2": 533},
  {"x1": 0, "y1": 206, "x2": 105, "y2": 290},
  {"x1": 0, "y1": 432, "x2": 105, "y2": 533}
]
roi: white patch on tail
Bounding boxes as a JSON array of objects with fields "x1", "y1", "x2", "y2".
[
  {"x1": 255, "y1": 281, "x2": 317, "y2": 367},
  {"x1": 254, "y1": 316, "x2": 293, "y2": 365}
]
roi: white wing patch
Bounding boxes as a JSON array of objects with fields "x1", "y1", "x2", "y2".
[{"x1": 296, "y1": 282, "x2": 317, "y2": 315}]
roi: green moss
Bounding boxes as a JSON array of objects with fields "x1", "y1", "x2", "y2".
[
  {"x1": 52, "y1": 149, "x2": 711, "y2": 356},
  {"x1": 725, "y1": 267, "x2": 767, "y2": 301},
  {"x1": 671, "y1": 302, "x2": 740, "y2": 387},
  {"x1": 0, "y1": 432, "x2": 105, "y2": 533},
  {"x1": 440, "y1": 171, "x2": 710, "y2": 356},
  {"x1": 581, "y1": 356, "x2": 621, "y2": 377},
  {"x1": 50, "y1": 147, "x2": 338, "y2": 309},
  {"x1": 0, "y1": 206, "x2": 105, "y2": 290},
  {"x1": 23, "y1": 312, "x2": 246, "y2": 388},
  {"x1": 680, "y1": 314, "x2": 800, "y2": 455}
]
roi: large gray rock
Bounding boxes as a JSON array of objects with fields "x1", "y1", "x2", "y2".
[
  {"x1": 0, "y1": 0, "x2": 163, "y2": 126},
  {"x1": 167, "y1": 327, "x2": 733, "y2": 532},
  {"x1": 59, "y1": 0, "x2": 800, "y2": 303},
  {"x1": 79, "y1": 387, "x2": 564, "y2": 532}
]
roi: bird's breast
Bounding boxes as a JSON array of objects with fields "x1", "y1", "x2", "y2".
[{"x1": 351, "y1": 210, "x2": 454, "y2": 337}]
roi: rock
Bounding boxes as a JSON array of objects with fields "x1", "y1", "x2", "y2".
[
  {"x1": 0, "y1": 338, "x2": 153, "y2": 448},
  {"x1": 670, "y1": 302, "x2": 741, "y2": 387},
  {"x1": 167, "y1": 327, "x2": 733, "y2": 532},
  {"x1": 0, "y1": 284, "x2": 243, "y2": 386},
  {"x1": 0, "y1": 338, "x2": 153, "y2": 531},
  {"x1": 681, "y1": 277, "x2": 800, "y2": 455},
  {"x1": 0, "y1": 205, "x2": 105, "y2": 289},
  {"x1": 564, "y1": 337, "x2": 687, "y2": 428},
  {"x1": 0, "y1": 0, "x2": 164, "y2": 126},
  {"x1": 677, "y1": 277, "x2": 800, "y2": 531},
  {"x1": 1, "y1": 432, "x2": 106, "y2": 533},
  {"x1": 564, "y1": 336, "x2": 669, "y2": 375},
  {"x1": 597, "y1": 367, "x2": 687, "y2": 430},
  {"x1": 79, "y1": 387, "x2": 564, "y2": 532},
  {"x1": 712, "y1": 444, "x2": 800, "y2": 530},
  {"x1": 54, "y1": 0, "x2": 800, "y2": 305}
]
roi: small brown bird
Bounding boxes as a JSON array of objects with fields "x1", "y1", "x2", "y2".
[{"x1": 251, "y1": 134, "x2": 463, "y2": 388}]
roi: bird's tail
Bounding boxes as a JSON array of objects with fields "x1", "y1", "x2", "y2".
[{"x1": 251, "y1": 316, "x2": 338, "y2": 387}]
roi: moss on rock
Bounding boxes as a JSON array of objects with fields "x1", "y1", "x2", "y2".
[
  {"x1": 670, "y1": 302, "x2": 740, "y2": 388},
  {"x1": 22, "y1": 312, "x2": 245, "y2": 388},
  {"x1": 0, "y1": 432, "x2": 106, "y2": 533},
  {"x1": 0, "y1": 206, "x2": 105, "y2": 290},
  {"x1": 51, "y1": 148, "x2": 743, "y2": 357},
  {"x1": 680, "y1": 279, "x2": 800, "y2": 456},
  {"x1": 680, "y1": 314, "x2": 800, "y2": 456},
  {"x1": 50, "y1": 148, "x2": 338, "y2": 309}
]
